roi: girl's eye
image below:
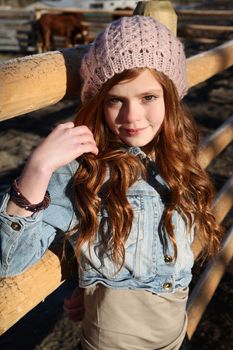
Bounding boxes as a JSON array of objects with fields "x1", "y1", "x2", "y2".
[
  {"x1": 143, "y1": 95, "x2": 156, "y2": 102},
  {"x1": 106, "y1": 98, "x2": 121, "y2": 105}
]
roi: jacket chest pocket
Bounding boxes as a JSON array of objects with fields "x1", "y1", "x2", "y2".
[
  {"x1": 85, "y1": 194, "x2": 145, "y2": 280},
  {"x1": 97, "y1": 194, "x2": 144, "y2": 248}
]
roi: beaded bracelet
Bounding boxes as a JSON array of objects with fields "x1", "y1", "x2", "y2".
[{"x1": 9, "y1": 179, "x2": 51, "y2": 213}]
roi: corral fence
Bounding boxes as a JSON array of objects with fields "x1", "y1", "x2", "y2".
[
  {"x1": 0, "y1": 9, "x2": 35, "y2": 53},
  {"x1": 0, "y1": 6, "x2": 233, "y2": 52},
  {"x1": 0, "y1": 1, "x2": 233, "y2": 344}
]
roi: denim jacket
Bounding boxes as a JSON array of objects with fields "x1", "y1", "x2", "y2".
[{"x1": 0, "y1": 147, "x2": 194, "y2": 293}]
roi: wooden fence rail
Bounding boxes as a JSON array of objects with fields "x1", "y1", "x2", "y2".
[
  {"x1": 33, "y1": 7, "x2": 233, "y2": 18},
  {"x1": 176, "y1": 9, "x2": 233, "y2": 18},
  {"x1": 187, "y1": 223, "x2": 233, "y2": 338},
  {"x1": 198, "y1": 114, "x2": 233, "y2": 168},
  {"x1": 1, "y1": 40, "x2": 233, "y2": 122},
  {"x1": 0, "y1": 9, "x2": 35, "y2": 53}
]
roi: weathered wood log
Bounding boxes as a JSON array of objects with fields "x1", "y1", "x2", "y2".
[
  {"x1": 0, "y1": 46, "x2": 89, "y2": 121},
  {"x1": 1, "y1": 40, "x2": 233, "y2": 122},
  {"x1": 198, "y1": 114, "x2": 233, "y2": 169},
  {"x1": 180, "y1": 38, "x2": 219, "y2": 45},
  {"x1": 0, "y1": 9, "x2": 34, "y2": 20},
  {"x1": 0, "y1": 250, "x2": 63, "y2": 335},
  {"x1": 179, "y1": 23, "x2": 233, "y2": 33},
  {"x1": 0, "y1": 238, "x2": 76, "y2": 335},
  {"x1": 187, "y1": 224, "x2": 233, "y2": 338},
  {"x1": 176, "y1": 9, "x2": 233, "y2": 18},
  {"x1": 191, "y1": 176, "x2": 233, "y2": 259},
  {"x1": 212, "y1": 176, "x2": 233, "y2": 226},
  {"x1": 0, "y1": 10, "x2": 35, "y2": 53},
  {"x1": 35, "y1": 7, "x2": 133, "y2": 17},
  {"x1": 187, "y1": 40, "x2": 233, "y2": 88},
  {"x1": 134, "y1": 0, "x2": 177, "y2": 35}
]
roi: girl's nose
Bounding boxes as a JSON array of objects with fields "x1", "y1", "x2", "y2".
[{"x1": 121, "y1": 101, "x2": 141, "y2": 123}]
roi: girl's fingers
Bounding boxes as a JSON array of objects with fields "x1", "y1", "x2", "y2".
[
  {"x1": 33, "y1": 124, "x2": 98, "y2": 172},
  {"x1": 62, "y1": 121, "x2": 75, "y2": 129},
  {"x1": 53, "y1": 124, "x2": 96, "y2": 145},
  {"x1": 77, "y1": 143, "x2": 99, "y2": 155},
  {"x1": 61, "y1": 125, "x2": 99, "y2": 155},
  {"x1": 61, "y1": 124, "x2": 93, "y2": 138},
  {"x1": 73, "y1": 134, "x2": 96, "y2": 146},
  {"x1": 71, "y1": 125, "x2": 93, "y2": 135},
  {"x1": 53, "y1": 124, "x2": 93, "y2": 140}
]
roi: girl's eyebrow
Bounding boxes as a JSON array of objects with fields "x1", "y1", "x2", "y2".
[
  {"x1": 106, "y1": 89, "x2": 163, "y2": 98},
  {"x1": 105, "y1": 93, "x2": 121, "y2": 98},
  {"x1": 138, "y1": 89, "x2": 163, "y2": 96}
]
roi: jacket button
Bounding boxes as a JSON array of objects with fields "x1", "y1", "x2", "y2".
[
  {"x1": 164, "y1": 255, "x2": 173, "y2": 263},
  {"x1": 10, "y1": 222, "x2": 21, "y2": 231},
  {"x1": 163, "y1": 282, "x2": 172, "y2": 290}
]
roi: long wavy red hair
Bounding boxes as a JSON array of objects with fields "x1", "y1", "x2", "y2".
[{"x1": 68, "y1": 68, "x2": 221, "y2": 269}]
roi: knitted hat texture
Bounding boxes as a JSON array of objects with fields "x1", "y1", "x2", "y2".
[{"x1": 80, "y1": 15, "x2": 188, "y2": 103}]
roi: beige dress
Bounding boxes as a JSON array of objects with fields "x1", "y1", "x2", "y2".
[{"x1": 81, "y1": 284, "x2": 188, "y2": 350}]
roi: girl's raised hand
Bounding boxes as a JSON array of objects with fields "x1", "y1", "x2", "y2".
[
  {"x1": 30, "y1": 122, "x2": 99, "y2": 174},
  {"x1": 6, "y1": 122, "x2": 98, "y2": 217}
]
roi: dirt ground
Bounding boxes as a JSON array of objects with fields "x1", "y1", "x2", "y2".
[{"x1": 0, "y1": 18, "x2": 233, "y2": 350}]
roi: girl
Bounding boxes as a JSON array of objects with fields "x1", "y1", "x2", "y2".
[{"x1": 0, "y1": 16, "x2": 221, "y2": 350}]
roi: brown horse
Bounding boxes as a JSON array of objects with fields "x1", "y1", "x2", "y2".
[{"x1": 36, "y1": 12, "x2": 89, "y2": 52}]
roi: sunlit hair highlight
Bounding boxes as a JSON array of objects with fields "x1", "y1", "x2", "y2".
[{"x1": 67, "y1": 68, "x2": 222, "y2": 269}]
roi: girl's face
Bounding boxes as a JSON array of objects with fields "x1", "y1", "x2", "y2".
[{"x1": 103, "y1": 69, "x2": 165, "y2": 147}]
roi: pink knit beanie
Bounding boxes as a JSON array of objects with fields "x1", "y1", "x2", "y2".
[{"x1": 80, "y1": 15, "x2": 188, "y2": 103}]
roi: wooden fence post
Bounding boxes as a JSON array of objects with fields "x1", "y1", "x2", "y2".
[{"x1": 134, "y1": 0, "x2": 177, "y2": 35}]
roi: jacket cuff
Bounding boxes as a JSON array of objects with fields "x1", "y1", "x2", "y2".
[{"x1": 0, "y1": 193, "x2": 43, "y2": 234}]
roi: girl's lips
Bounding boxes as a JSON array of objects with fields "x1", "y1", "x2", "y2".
[{"x1": 123, "y1": 127, "x2": 147, "y2": 135}]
